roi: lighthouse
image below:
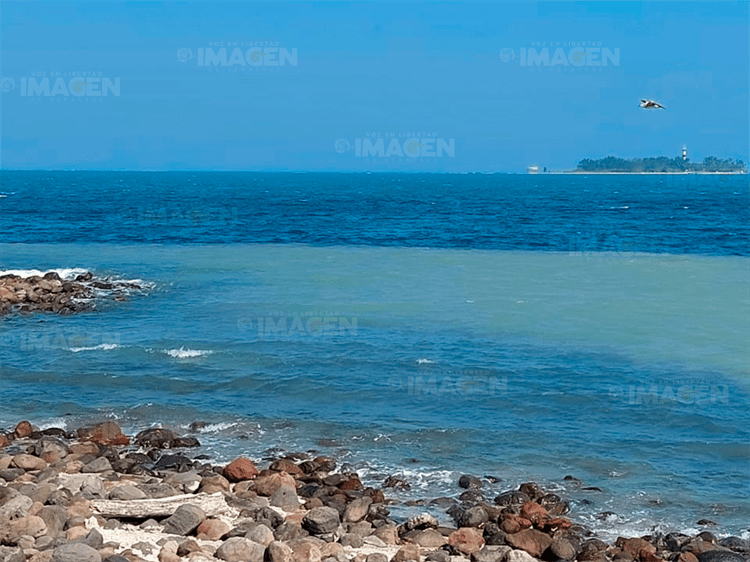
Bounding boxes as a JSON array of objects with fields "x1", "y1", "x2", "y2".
[{"x1": 682, "y1": 145, "x2": 688, "y2": 162}]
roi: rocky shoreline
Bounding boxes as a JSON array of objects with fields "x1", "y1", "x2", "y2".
[
  {"x1": 1, "y1": 420, "x2": 748, "y2": 562},
  {"x1": 0, "y1": 271, "x2": 147, "y2": 316}
]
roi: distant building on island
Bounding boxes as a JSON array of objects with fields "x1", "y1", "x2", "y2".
[
  {"x1": 527, "y1": 165, "x2": 540, "y2": 174},
  {"x1": 682, "y1": 145, "x2": 688, "y2": 162}
]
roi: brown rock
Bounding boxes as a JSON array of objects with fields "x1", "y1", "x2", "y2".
[
  {"x1": 449, "y1": 527, "x2": 485, "y2": 555},
  {"x1": 11, "y1": 454, "x2": 47, "y2": 471},
  {"x1": 505, "y1": 528, "x2": 554, "y2": 558},
  {"x1": 393, "y1": 544, "x2": 421, "y2": 562},
  {"x1": 0, "y1": 434, "x2": 10, "y2": 448},
  {"x1": 255, "y1": 471, "x2": 296, "y2": 496},
  {"x1": 678, "y1": 553, "x2": 700, "y2": 562},
  {"x1": 616, "y1": 538, "x2": 656, "y2": 559},
  {"x1": 501, "y1": 518, "x2": 521, "y2": 534},
  {"x1": 287, "y1": 539, "x2": 323, "y2": 562},
  {"x1": 68, "y1": 442, "x2": 100, "y2": 456},
  {"x1": 641, "y1": 550, "x2": 665, "y2": 562},
  {"x1": 339, "y1": 475, "x2": 363, "y2": 490},
  {"x1": 268, "y1": 541, "x2": 294, "y2": 562},
  {"x1": 520, "y1": 501, "x2": 549, "y2": 526},
  {"x1": 374, "y1": 524, "x2": 399, "y2": 545},
  {"x1": 14, "y1": 421, "x2": 33, "y2": 439},
  {"x1": 196, "y1": 518, "x2": 231, "y2": 541},
  {"x1": 410, "y1": 528, "x2": 447, "y2": 548},
  {"x1": 270, "y1": 458, "x2": 304, "y2": 476},
  {"x1": 197, "y1": 475, "x2": 230, "y2": 494},
  {"x1": 223, "y1": 457, "x2": 259, "y2": 482},
  {"x1": 11, "y1": 514, "x2": 47, "y2": 538},
  {"x1": 77, "y1": 421, "x2": 130, "y2": 446}
]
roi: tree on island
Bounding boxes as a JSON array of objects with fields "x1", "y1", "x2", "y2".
[{"x1": 576, "y1": 155, "x2": 746, "y2": 173}]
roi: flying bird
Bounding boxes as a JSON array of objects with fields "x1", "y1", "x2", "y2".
[{"x1": 640, "y1": 99, "x2": 666, "y2": 110}]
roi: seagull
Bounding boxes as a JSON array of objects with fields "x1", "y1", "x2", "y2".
[{"x1": 640, "y1": 99, "x2": 666, "y2": 110}]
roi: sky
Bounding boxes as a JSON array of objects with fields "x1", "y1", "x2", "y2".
[{"x1": 1, "y1": 1, "x2": 748, "y2": 172}]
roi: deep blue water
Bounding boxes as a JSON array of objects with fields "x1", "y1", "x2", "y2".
[
  {"x1": 1, "y1": 171, "x2": 748, "y2": 540},
  {"x1": 1, "y1": 171, "x2": 748, "y2": 255}
]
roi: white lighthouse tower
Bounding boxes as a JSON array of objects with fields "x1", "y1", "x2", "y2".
[{"x1": 682, "y1": 145, "x2": 688, "y2": 162}]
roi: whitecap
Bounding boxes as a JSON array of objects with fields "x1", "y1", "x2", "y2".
[
  {"x1": 69, "y1": 343, "x2": 120, "y2": 353},
  {"x1": 163, "y1": 347, "x2": 213, "y2": 359},
  {"x1": 416, "y1": 358, "x2": 434, "y2": 364}
]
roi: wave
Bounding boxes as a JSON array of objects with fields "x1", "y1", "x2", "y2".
[
  {"x1": 162, "y1": 347, "x2": 213, "y2": 359},
  {"x1": 0, "y1": 268, "x2": 89, "y2": 280},
  {"x1": 416, "y1": 358, "x2": 434, "y2": 364},
  {"x1": 69, "y1": 343, "x2": 121, "y2": 353}
]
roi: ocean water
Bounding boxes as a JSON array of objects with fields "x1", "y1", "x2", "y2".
[{"x1": 1, "y1": 171, "x2": 749, "y2": 541}]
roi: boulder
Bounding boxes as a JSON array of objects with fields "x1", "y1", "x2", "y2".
[
  {"x1": 506, "y1": 529, "x2": 554, "y2": 558},
  {"x1": 215, "y1": 537, "x2": 265, "y2": 562},
  {"x1": 449, "y1": 527, "x2": 485, "y2": 555},
  {"x1": 161, "y1": 504, "x2": 206, "y2": 536},
  {"x1": 50, "y1": 543, "x2": 101, "y2": 562},
  {"x1": 223, "y1": 457, "x2": 259, "y2": 482},
  {"x1": 255, "y1": 471, "x2": 296, "y2": 496},
  {"x1": 77, "y1": 421, "x2": 129, "y2": 446},
  {"x1": 196, "y1": 518, "x2": 231, "y2": 541},
  {"x1": 303, "y1": 506, "x2": 340, "y2": 535}
]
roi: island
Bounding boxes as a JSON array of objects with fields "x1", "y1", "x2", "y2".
[{"x1": 574, "y1": 155, "x2": 746, "y2": 173}]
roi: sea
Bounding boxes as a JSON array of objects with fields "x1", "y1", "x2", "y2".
[{"x1": 1, "y1": 171, "x2": 748, "y2": 541}]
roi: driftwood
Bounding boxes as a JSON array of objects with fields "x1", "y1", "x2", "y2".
[{"x1": 90, "y1": 492, "x2": 229, "y2": 518}]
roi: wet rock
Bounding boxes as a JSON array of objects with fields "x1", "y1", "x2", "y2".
[
  {"x1": 13, "y1": 422, "x2": 33, "y2": 439},
  {"x1": 161, "y1": 504, "x2": 206, "y2": 536},
  {"x1": 697, "y1": 553, "x2": 746, "y2": 562},
  {"x1": 718, "y1": 538, "x2": 750, "y2": 554},
  {"x1": 520, "y1": 501, "x2": 549, "y2": 525},
  {"x1": 506, "y1": 529, "x2": 554, "y2": 558},
  {"x1": 459, "y1": 506, "x2": 490, "y2": 528},
  {"x1": 547, "y1": 538, "x2": 577, "y2": 561},
  {"x1": 77, "y1": 422, "x2": 129, "y2": 447},
  {"x1": 223, "y1": 457, "x2": 259, "y2": 482},
  {"x1": 459, "y1": 475, "x2": 483, "y2": 489},
  {"x1": 494, "y1": 491, "x2": 531, "y2": 507},
  {"x1": 384, "y1": 475, "x2": 410, "y2": 489},
  {"x1": 134, "y1": 428, "x2": 176, "y2": 449},
  {"x1": 270, "y1": 459, "x2": 304, "y2": 476},
  {"x1": 404, "y1": 514, "x2": 439, "y2": 531}
]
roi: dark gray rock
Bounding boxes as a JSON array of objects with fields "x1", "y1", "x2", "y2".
[
  {"x1": 78, "y1": 529, "x2": 104, "y2": 550},
  {"x1": 719, "y1": 538, "x2": 750, "y2": 554},
  {"x1": 302, "y1": 506, "x2": 341, "y2": 535},
  {"x1": 50, "y1": 543, "x2": 101, "y2": 562},
  {"x1": 82, "y1": 457, "x2": 113, "y2": 473},
  {"x1": 135, "y1": 428, "x2": 176, "y2": 448},
  {"x1": 270, "y1": 485, "x2": 300, "y2": 510},
  {"x1": 459, "y1": 506, "x2": 489, "y2": 528},
  {"x1": 459, "y1": 475, "x2": 483, "y2": 489},
  {"x1": 161, "y1": 504, "x2": 206, "y2": 536},
  {"x1": 494, "y1": 491, "x2": 531, "y2": 507},
  {"x1": 548, "y1": 538, "x2": 577, "y2": 561},
  {"x1": 340, "y1": 533, "x2": 364, "y2": 548},
  {"x1": 0, "y1": 546, "x2": 25, "y2": 562},
  {"x1": 697, "y1": 552, "x2": 746, "y2": 562}
]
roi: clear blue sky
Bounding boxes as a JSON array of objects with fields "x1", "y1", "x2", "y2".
[{"x1": 1, "y1": 1, "x2": 748, "y2": 172}]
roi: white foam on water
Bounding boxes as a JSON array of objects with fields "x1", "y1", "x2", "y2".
[
  {"x1": 163, "y1": 347, "x2": 213, "y2": 359},
  {"x1": 69, "y1": 343, "x2": 120, "y2": 353},
  {"x1": 0, "y1": 267, "x2": 89, "y2": 279},
  {"x1": 416, "y1": 358, "x2": 434, "y2": 364}
]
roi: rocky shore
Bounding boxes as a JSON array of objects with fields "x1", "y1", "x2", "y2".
[
  {"x1": 1, "y1": 420, "x2": 748, "y2": 562},
  {"x1": 0, "y1": 271, "x2": 146, "y2": 316}
]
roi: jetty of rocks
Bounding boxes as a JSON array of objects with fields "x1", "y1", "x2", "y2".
[{"x1": 1, "y1": 420, "x2": 748, "y2": 562}]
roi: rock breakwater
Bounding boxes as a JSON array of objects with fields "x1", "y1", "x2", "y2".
[{"x1": 1, "y1": 420, "x2": 748, "y2": 562}]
